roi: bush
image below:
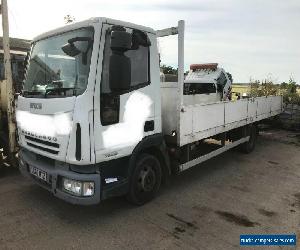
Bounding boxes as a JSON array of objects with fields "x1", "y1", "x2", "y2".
[
  {"x1": 248, "y1": 78, "x2": 279, "y2": 97},
  {"x1": 283, "y1": 92, "x2": 300, "y2": 105},
  {"x1": 248, "y1": 76, "x2": 300, "y2": 104},
  {"x1": 282, "y1": 77, "x2": 300, "y2": 105}
]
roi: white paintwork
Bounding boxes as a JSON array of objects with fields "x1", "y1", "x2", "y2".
[
  {"x1": 160, "y1": 82, "x2": 178, "y2": 135},
  {"x1": 184, "y1": 67, "x2": 232, "y2": 101},
  {"x1": 93, "y1": 23, "x2": 161, "y2": 163},
  {"x1": 17, "y1": 21, "x2": 102, "y2": 165},
  {"x1": 183, "y1": 93, "x2": 222, "y2": 106},
  {"x1": 192, "y1": 102, "x2": 224, "y2": 132},
  {"x1": 183, "y1": 68, "x2": 224, "y2": 106},
  {"x1": 17, "y1": 17, "x2": 283, "y2": 170},
  {"x1": 185, "y1": 68, "x2": 222, "y2": 82},
  {"x1": 16, "y1": 111, "x2": 72, "y2": 136},
  {"x1": 101, "y1": 92, "x2": 153, "y2": 148},
  {"x1": 177, "y1": 96, "x2": 282, "y2": 146},
  {"x1": 177, "y1": 20, "x2": 185, "y2": 108},
  {"x1": 33, "y1": 17, "x2": 156, "y2": 43},
  {"x1": 161, "y1": 79, "x2": 282, "y2": 147},
  {"x1": 156, "y1": 26, "x2": 178, "y2": 37}
]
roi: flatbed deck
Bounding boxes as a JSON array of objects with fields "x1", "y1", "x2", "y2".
[{"x1": 161, "y1": 81, "x2": 283, "y2": 146}]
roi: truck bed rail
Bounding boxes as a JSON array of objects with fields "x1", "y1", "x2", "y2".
[{"x1": 160, "y1": 82, "x2": 283, "y2": 146}]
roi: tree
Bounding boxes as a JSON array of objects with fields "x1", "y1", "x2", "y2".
[
  {"x1": 280, "y1": 82, "x2": 288, "y2": 89},
  {"x1": 287, "y1": 76, "x2": 297, "y2": 94},
  {"x1": 64, "y1": 15, "x2": 75, "y2": 24},
  {"x1": 261, "y1": 79, "x2": 279, "y2": 96},
  {"x1": 160, "y1": 64, "x2": 178, "y2": 75},
  {"x1": 249, "y1": 79, "x2": 261, "y2": 97},
  {"x1": 248, "y1": 77, "x2": 279, "y2": 97},
  {"x1": 226, "y1": 72, "x2": 233, "y2": 83}
]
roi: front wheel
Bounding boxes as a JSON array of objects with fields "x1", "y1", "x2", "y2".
[{"x1": 127, "y1": 153, "x2": 162, "y2": 205}]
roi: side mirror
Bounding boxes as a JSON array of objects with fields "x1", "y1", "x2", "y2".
[
  {"x1": 109, "y1": 53, "x2": 131, "y2": 92},
  {"x1": 61, "y1": 37, "x2": 93, "y2": 65},
  {"x1": 110, "y1": 30, "x2": 132, "y2": 51},
  {"x1": 109, "y1": 29, "x2": 132, "y2": 92},
  {"x1": 62, "y1": 42, "x2": 81, "y2": 57}
]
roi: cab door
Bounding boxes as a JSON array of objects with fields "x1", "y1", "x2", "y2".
[{"x1": 93, "y1": 23, "x2": 159, "y2": 163}]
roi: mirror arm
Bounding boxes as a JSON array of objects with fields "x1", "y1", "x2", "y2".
[{"x1": 68, "y1": 37, "x2": 93, "y2": 44}]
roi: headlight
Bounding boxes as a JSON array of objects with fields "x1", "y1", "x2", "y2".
[
  {"x1": 83, "y1": 182, "x2": 95, "y2": 196},
  {"x1": 62, "y1": 178, "x2": 94, "y2": 197}
]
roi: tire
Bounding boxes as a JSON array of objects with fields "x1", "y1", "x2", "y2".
[
  {"x1": 240, "y1": 125, "x2": 257, "y2": 154},
  {"x1": 127, "y1": 153, "x2": 162, "y2": 205}
]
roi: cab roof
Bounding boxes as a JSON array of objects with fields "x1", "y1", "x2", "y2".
[
  {"x1": 185, "y1": 68, "x2": 224, "y2": 84},
  {"x1": 33, "y1": 17, "x2": 156, "y2": 43}
]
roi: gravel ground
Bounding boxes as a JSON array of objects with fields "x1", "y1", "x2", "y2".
[{"x1": 0, "y1": 129, "x2": 299, "y2": 250}]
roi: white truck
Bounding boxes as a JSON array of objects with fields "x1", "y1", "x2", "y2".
[{"x1": 16, "y1": 18, "x2": 283, "y2": 205}]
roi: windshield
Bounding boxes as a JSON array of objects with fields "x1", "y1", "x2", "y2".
[
  {"x1": 184, "y1": 82, "x2": 217, "y2": 95},
  {"x1": 23, "y1": 27, "x2": 94, "y2": 98}
]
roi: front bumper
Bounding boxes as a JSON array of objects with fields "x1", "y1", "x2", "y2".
[{"x1": 19, "y1": 149, "x2": 101, "y2": 205}]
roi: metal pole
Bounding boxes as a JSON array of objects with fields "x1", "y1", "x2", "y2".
[
  {"x1": 177, "y1": 20, "x2": 184, "y2": 145},
  {"x1": 2, "y1": 0, "x2": 17, "y2": 153},
  {"x1": 177, "y1": 20, "x2": 185, "y2": 107}
]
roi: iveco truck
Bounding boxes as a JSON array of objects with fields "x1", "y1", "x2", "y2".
[{"x1": 16, "y1": 18, "x2": 283, "y2": 205}]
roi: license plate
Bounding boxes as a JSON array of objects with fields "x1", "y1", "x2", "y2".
[{"x1": 29, "y1": 166, "x2": 48, "y2": 182}]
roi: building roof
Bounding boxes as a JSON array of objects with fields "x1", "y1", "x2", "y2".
[{"x1": 0, "y1": 37, "x2": 31, "y2": 52}]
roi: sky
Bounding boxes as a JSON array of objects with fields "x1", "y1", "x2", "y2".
[{"x1": 1, "y1": 0, "x2": 299, "y2": 83}]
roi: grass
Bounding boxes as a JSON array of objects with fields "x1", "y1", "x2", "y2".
[
  {"x1": 232, "y1": 84, "x2": 300, "y2": 95},
  {"x1": 232, "y1": 84, "x2": 250, "y2": 95}
]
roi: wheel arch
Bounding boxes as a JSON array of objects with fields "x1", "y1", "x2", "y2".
[{"x1": 128, "y1": 134, "x2": 171, "y2": 183}]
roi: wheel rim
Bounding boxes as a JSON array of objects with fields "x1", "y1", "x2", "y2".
[{"x1": 137, "y1": 164, "x2": 156, "y2": 192}]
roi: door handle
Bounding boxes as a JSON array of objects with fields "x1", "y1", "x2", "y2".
[{"x1": 144, "y1": 120, "x2": 154, "y2": 132}]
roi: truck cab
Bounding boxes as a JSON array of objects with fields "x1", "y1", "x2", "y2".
[
  {"x1": 17, "y1": 18, "x2": 165, "y2": 205},
  {"x1": 183, "y1": 63, "x2": 232, "y2": 105}
]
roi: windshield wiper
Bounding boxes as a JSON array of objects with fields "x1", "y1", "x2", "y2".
[
  {"x1": 22, "y1": 90, "x2": 45, "y2": 97},
  {"x1": 44, "y1": 87, "x2": 79, "y2": 97}
]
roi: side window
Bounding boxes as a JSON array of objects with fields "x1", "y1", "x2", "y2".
[
  {"x1": 100, "y1": 26, "x2": 150, "y2": 126},
  {"x1": 184, "y1": 82, "x2": 216, "y2": 95},
  {"x1": 125, "y1": 46, "x2": 149, "y2": 87},
  {"x1": 101, "y1": 27, "x2": 150, "y2": 94}
]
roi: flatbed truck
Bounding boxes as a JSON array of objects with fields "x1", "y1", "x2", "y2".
[{"x1": 16, "y1": 18, "x2": 282, "y2": 205}]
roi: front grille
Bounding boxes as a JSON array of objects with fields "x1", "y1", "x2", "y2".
[
  {"x1": 25, "y1": 136, "x2": 59, "y2": 148},
  {"x1": 25, "y1": 135, "x2": 60, "y2": 155}
]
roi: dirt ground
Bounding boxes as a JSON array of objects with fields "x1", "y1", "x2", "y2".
[{"x1": 0, "y1": 129, "x2": 299, "y2": 250}]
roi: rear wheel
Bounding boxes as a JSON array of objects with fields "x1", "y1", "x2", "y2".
[
  {"x1": 240, "y1": 125, "x2": 257, "y2": 153},
  {"x1": 127, "y1": 153, "x2": 162, "y2": 205}
]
